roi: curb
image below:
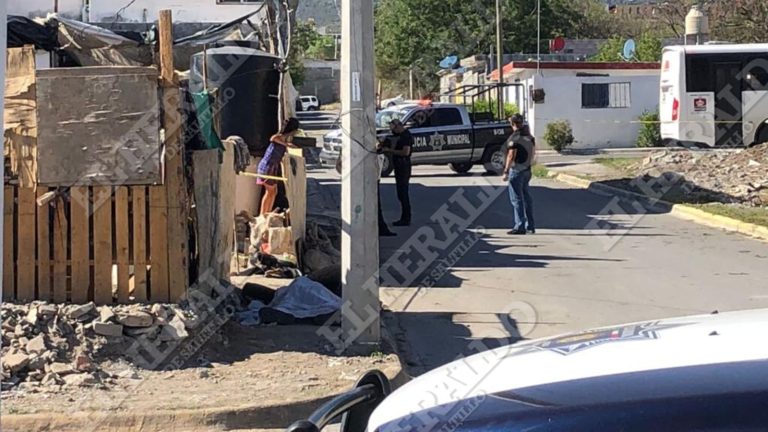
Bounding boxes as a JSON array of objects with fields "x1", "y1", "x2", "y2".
[
  {"x1": 4, "y1": 338, "x2": 410, "y2": 432},
  {"x1": 553, "y1": 173, "x2": 768, "y2": 243}
]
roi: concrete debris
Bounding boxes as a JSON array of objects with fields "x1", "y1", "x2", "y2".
[
  {"x1": 4, "y1": 353, "x2": 30, "y2": 374},
  {"x1": 25, "y1": 335, "x2": 47, "y2": 355},
  {"x1": 638, "y1": 144, "x2": 768, "y2": 207},
  {"x1": 116, "y1": 311, "x2": 154, "y2": 328},
  {"x1": 2, "y1": 300, "x2": 221, "y2": 393},
  {"x1": 93, "y1": 322, "x2": 124, "y2": 338},
  {"x1": 67, "y1": 302, "x2": 96, "y2": 320},
  {"x1": 99, "y1": 307, "x2": 116, "y2": 323}
]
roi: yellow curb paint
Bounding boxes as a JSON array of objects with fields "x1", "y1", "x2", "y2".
[{"x1": 553, "y1": 173, "x2": 768, "y2": 243}]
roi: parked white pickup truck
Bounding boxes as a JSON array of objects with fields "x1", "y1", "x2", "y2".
[{"x1": 320, "y1": 103, "x2": 514, "y2": 176}]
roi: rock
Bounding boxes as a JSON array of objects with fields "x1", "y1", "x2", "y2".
[
  {"x1": 93, "y1": 322, "x2": 124, "y2": 337},
  {"x1": 159, "y1": 316, "x2": 188, "y2": 341},
  {"x1": 169, "y1": 306, "x2": 197, "y2": 330},
  {"x1": 25, "y1": 308, "x2": 39, "y2": 326},
  {"x1": 4, "y1": 353, "x2": 30, "y2": 373},
  {"x1": 67, "y1": 302, "x2": 96, "y2": 320},
  {"x1": 18, "y1": 336, "x2": 30, "y2": 347},
  {"x1": 48, "y1": 362, "x2": 74, "y2": 376},
  {"x1": 74, "y1": 354, "x2": 93, "y2": 372},
  {"x1": 27, "y1": 354, "x2": 47, "y2": 372},
  {"x1": 37, "y1": 304, "x2": 57, "y2": 317},
  {"x1": 117, "y1": 311, "x2": 154, "y2": 328},
  {"x1": 41, "y1": 372, "x2": 63, "y2": 386},
  {"x1": 197, "y1": 369, "x2": 210, "y2": 379},
  {"x1": 63, "y1": 373, "x2": 99, "y2": 387},
  {"x1": 124, "y1": 325, "x2": 160, "y2": 338},
  {"x1": 758, "y1": 189, "x2": 768, "y2": 206},
  {"x1": 117, "y1": 369, "x2": 141, "y2": 380},
  {"x1": 150, "y1": 304, "x2": 168, "y2": 320},
  {"x1": 98, "y1": 307, "x2": 116, "y2": 323},
  {"x1": 25, "y1": 334, "x2": 47, "y2": 355}
]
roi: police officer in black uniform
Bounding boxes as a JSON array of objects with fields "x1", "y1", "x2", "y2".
[{"x1": 382, "y1": 119, "x2": 413, "y2": 226}]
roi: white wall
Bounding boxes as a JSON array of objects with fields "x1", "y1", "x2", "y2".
[
  {"x1": 89, "y1": 0, "x2": 264, "y2": 23},
  {"x1": 8, "y1": 0, "x2": 83, "y2": 19},
  {"x1": 526, "y1": 73, "x2": 660, "y2": 149}
]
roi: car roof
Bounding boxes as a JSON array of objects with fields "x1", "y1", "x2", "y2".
[{"x1": 370, "y1": 309, "x2": 768, "y2": 431}]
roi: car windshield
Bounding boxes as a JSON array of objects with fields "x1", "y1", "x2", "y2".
[{"x1": 375, "y1": 109, "x2": 409, "y2": 128}]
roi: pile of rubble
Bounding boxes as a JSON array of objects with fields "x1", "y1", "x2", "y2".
[
  {"x1": 636, "y1": 144, "x2": 768, "y2": 206},
  {"x1": 1, "y1": 302, "x2": 200, "y2": 391}
]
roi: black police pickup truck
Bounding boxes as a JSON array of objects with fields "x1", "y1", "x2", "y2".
[{"x1": 319, "y1": 103, "x2": 514, "y2": 176}]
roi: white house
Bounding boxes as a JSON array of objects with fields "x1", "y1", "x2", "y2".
[
  {"x1": 8, "y1": 0, "x2": 264, "y2": 23},
  {"x1": 492, "y1": 61, "x2": 661, "y2": 149}
]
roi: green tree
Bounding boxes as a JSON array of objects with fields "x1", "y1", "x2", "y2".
[{"x1": 592, "y1": 34, "x2": 662, "y2": 62}]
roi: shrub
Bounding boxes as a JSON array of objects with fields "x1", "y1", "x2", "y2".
[
  {"x1": 637, "y1": 110, "x2": 662, "y2": 148},
  {"x1": 544, "y1": 120, "x2": 574, "y2": 153},
  {"x1": 470, "y1": 99, "x2": 519, "y2": 119}
]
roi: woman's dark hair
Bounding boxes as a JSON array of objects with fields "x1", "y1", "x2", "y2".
[{"x1": 281, "y1": 117, "x2": 301, "y2": 135}]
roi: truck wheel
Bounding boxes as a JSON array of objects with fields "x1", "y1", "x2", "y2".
[
  {"x1": 483, "y1": 146, "x2": 505, "y2": 175},
  {"x1": 381, "y1": 156, "x2": 394, "y2": 177},
  {"x1": 751, "y1": 124, "x2": 768, "y2": 147},
  {"x1": 449, "y1": 162, "x2": 473, "y2": 174}
]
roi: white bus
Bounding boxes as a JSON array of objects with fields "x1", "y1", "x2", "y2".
[{"x1": 660, "y1": 44, "x2": 768, "y2": 148}]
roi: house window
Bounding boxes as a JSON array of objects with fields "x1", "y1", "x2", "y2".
[{"x1": 582, "y1": 82, "x2": 631, "y2": 109}]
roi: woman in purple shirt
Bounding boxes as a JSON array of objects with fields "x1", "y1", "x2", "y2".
[{"x1": 257, "y1": 117, "x2": 300, "y2": 215}]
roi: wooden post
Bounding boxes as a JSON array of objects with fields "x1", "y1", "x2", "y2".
[
  {"x1": 158, "y1": 10, "x2": 189, "y2": 303},
  {"x1": 0, "y1": 1, "x2": 7, "y2": 302}
]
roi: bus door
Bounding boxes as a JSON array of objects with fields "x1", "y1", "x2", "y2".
[{"x1": 714, "y1": 62, "x2": 743, "y2": 147}]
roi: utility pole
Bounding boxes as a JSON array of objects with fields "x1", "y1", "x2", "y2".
[
  {"x1": 340, "y1": 0, "x2": 380, "y2": 349},
  {"x1": 537, "y1": 0, "x2": 541, "y2": 73},
  {"x1": 409, "y1": 68, "x2": 414, "y2": 100},
  {"x1": 495, "y1": 0, "x2": 504, "y2": 119}
]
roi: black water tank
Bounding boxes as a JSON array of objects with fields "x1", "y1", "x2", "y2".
[{"x1": 190, "y1": 44, "x2": 281, "y2": 156}]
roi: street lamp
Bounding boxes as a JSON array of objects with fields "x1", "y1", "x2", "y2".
[{"x1": 496, "y1": 0, "x2": 504, "y2": 119}]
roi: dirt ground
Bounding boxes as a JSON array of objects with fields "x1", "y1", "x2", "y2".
[{"x1": 1, "y1": 322, "x2": 402, "y2": 431}]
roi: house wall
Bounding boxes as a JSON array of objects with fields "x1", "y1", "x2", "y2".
[
  {"x1": 89, "y1": 0, "x2": 264, "y2": 23},
  {"x1": 300, "y1": 60, "x2": 340, "y2": 104},
  {"x1": 519, "y1": 72, "x2": 660, "y2": 148},
  {"x1": 8, "y1": 0, "x2": 83, "y2": 19}
]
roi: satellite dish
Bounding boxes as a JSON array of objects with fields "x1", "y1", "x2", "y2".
[
  {"x1": 622, "y1": 39, "x2": 636, "y2": 61},
  {"x1": 550, "y1": 37, "x2": 566, "y2": 53},
  {"x1": 439, "y1": 55, "x2": 459, "y2": 69}
]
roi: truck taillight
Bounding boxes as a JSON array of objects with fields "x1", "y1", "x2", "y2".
[{"x1": 672, "y1": 98, "x2": 680, "y2": 121}]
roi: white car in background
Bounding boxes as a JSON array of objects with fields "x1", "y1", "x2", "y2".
[{"x1": 299, "y1": 95, "x2": 320, "y2": 111}]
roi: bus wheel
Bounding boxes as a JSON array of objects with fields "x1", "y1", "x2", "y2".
[{"x1": 752, "y1": 125, "x2": 768, "y2": 147}]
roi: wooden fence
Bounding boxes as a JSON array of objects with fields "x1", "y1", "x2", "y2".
[{"x1": 3, "y1": 185, "x2": 188, "y2": 304}]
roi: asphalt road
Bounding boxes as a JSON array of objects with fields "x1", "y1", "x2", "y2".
[{"x1": 369, "y1": 165, "x2": 768, "y2": 376}]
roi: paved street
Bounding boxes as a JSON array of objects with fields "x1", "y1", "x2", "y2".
[{"x1": 367, "y1": 165, "x2": 768, "y2": 375}]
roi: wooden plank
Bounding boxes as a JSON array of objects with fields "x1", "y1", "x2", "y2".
[
  {"x1": 132, "y1": 187, "x2": 148, "y2": 302},
  {"x1": 115, "y1": 187, "x2": 130, "y2": 304},
  {"x1": 159, "y1": 11, "x2": 189, "y2": 303},
  {"x1": 192, "y1": 149, "x2": 219, "y2": 288},
  {"x1": 285, "y1": 151, "x2": 307, "y2": 247},
  {"x1": 16, "y1": 188, "x2": 36, "y2": 301},
  {"x1": 5, "y1": 46, "x2": 37, "y2": 188},
  {"x1": 69, "y1": 187, "x2": 90, "y2": 303},
  {"x1": 3, "y1": 186, "x2": 15, "y2": 301},
  {"x1": 149, "y1": 187, "x2": 169, "y2": 303},
  {"x1": 36, "y1": 187, "x2": 52, "y2": 301},
  {"x1": 52, "y1": 197, "x2": 68, "y2": 303},
  {"x1": 93, "y1": 187, "x2": 113, "y2": 305},
  {"x1": 217, "y1": 139, "x2": 237, "y2": 280}
]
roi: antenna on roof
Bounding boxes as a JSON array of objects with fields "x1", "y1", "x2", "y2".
[{"x1": 621, "y1": 39, "x2": 637, "y2": 62}]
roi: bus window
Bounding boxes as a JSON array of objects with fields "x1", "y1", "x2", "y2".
[
  {"x1": 744, "y1": 63, "x2": 768, "y2": 91},
  {"x1": 686, "y1": 55, "x2": 712, "y2": 92}
]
